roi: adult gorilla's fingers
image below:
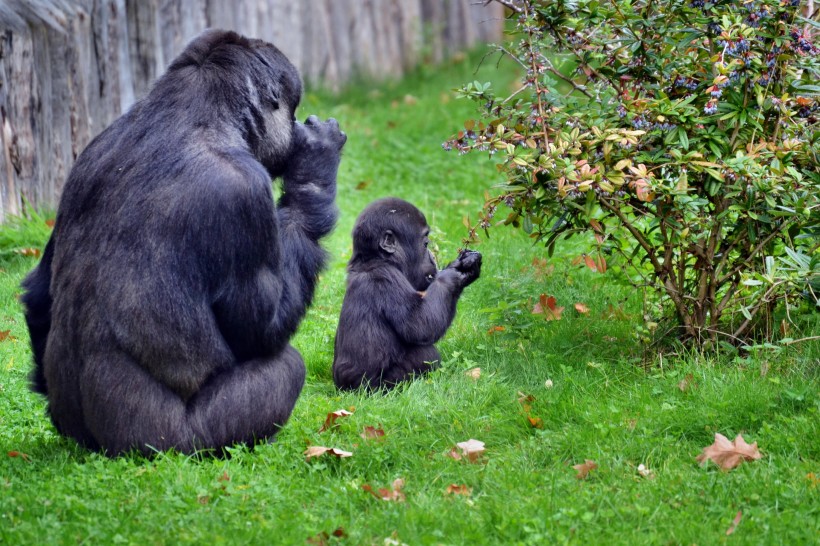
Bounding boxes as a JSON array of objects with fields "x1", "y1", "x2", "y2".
[{"x1": 305, "y1": 115, "x2": 320, "y2": 126}]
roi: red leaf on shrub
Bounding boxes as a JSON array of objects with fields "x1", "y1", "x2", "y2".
[
  {"x1": 532, "y1": 294, "x2": 563, "y2": 320},
  {"x1": 583, "y1": 254, "x2": 598, "y2": 272},
  {"x1": 319, "y1": 409, "x2": 353, "y2": 432},
  {"x1": 696, "y1": 433, "x2": 761, "y2": 471},
  {"x1": 595, "y1": 255, "x2": 607, "y2": 273},
  {"x1": 362, "y1": 479, "x2": 405, "y2": 502},
  {"x1": 572, "y1": 459, "x2": 598, "y2": 479},
  {"x1": 304, "y1": 446, "x2": 353, "y2": 461},
  {"x1": 360, "y1": 426, "x2": 385, "y2": 441},
  {"x1": 574, "y1": 303, "x2": 590, "y2": 314}
]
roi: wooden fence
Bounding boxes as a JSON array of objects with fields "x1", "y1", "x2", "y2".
[{"x1": 0, "y1": 0, "x2": 504, "y2": 221}]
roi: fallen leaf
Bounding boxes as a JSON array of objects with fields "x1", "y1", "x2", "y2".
[
  {"x1": 17, "y1": 248, "x2": 41, "y2": 258},
  {"x1": 445, "y1": 484, "x2": 472, "y2": 496},
  {"x1": 806, "y1": 472, "x2": 819, "y2": 488},
  {"x1": 532, "y1": 294, "x2": 564, "y2": 321},
  {"x1": 319, "y1": 409, "x2": 353, "y2": 432},
  {"x1": 304, "y1": 446, "x2": 353, "y2": 460},
  {"x1": 530, "y1": 258, "x2": 555, "y2": 280},
  {"x1": 487, "y1": 325, "x2": 506, "y2": 335},
  {"x1": 7, "y1": 451, "x2": 30, "y2": 462},
  {"x1": 517, "y1": 391, "x2": 535, "y2": 404},
  {"x1": 307, "y1": 528, "x2": 347, "y2": 545},
  {"x1": 360, "y1": 426, "x2": 385, "y2": 441},
  {"x1": 626, "y1": 418, "x2": 638, "y2": 431},
  {"x1": 725, "y1": 511, "x2": 743, "y2": 536},
  {"x1": 527, "y1": 415, "x2": 543, "y2": 429},
  {"x1": 0, "y1": 330, "x2": 13, "y2": 342},
  {"x1": 677, "y1": 373, "x2": 695, "y2": 392},
  {"x1": 197, "y1": 495, "x2": 209, "y2": 505},
  {"x1": 355, "y1": 180, "x2": 372, "y2": 191},
  {"x1": 45, "y1": 219, "x2": 55, "y2": 228},
  {"x1": 448, "y1": 439, "x2": 486, "y2": 462},
  {"x1": 217, "y1": 471, "x2": 230, "y2": 482},
  {"x1": 572, "y1": 459, "x2": 598, "y2": 479},
  {"x1": 696, "y1": 433, "x2": 762, "y2": 471},
  {"x1": 465, "y1": 367, "x2": 481, "y2": 380},
  {"x1": 637, "y1": 463, "x2": 654, "y2": 479},
  {"x1": 362, "y1": 478, "x2": 405, "y2": 502},
  {"x1": 574, "y1": 303, "x2": 590, "y2": 314}
]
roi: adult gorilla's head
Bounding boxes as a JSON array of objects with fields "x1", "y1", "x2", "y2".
[
  {"x1": 157, "y1": 29, "x2": 303, "y2": 178},
  {"x1": 350, "y1": 197, "x2": 438, "y2": 291}
]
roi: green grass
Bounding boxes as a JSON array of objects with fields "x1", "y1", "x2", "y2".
[{"x1": 1, "y1": 52, "x2": 819, "y2": 545}]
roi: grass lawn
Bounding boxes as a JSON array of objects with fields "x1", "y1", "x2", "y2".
[{"x1": 1, "y1": 52, "x2": 818, "y2": 545}]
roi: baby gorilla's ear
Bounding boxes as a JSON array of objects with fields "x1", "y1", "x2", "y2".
[{"x1": 379, "y1": 230, "x2": 397, "y2": 254}]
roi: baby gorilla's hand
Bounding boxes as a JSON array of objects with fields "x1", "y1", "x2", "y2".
[{"x1": 452, "y1": 249, "x2": 482, "y2": 287}]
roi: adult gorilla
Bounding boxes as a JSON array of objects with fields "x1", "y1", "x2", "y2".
[{"x1": 20, "y1": 30, "x2": 346, "y2": 456}]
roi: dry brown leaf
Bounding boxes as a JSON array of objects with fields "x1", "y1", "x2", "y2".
[
  {"x1": 517, "y1": 391, "x2": 535, "y2": 404},
  {"x1": 360, "y1": 426, "x2": 385, "y2": 441},
  {"x1": 574, "y1": 303, "x2": 590, "y2": 314},
  {"x1": 527, "y1": 415, "x2": 543, "y2": 429},
  {"x1": 445, "y1": 484, "x2": 472, "y2": 496},
  {"x1": 637, "y1": 464, "x2": 654, "y2": 479},
  {"x1": 197, "y1": 495, "x2": 209, "y2": 505},
  {"x1": 530, "y1": 258, "x2": 555, "y2": 280},
  {"x1": 304, "y1": 446, "x2": 353, "y2": 461},
  {"x1": 465, "y1": 367, "x2": 481, "y2": 380},
  {"x1": 0, "y1": 330, "x2": 13, "y2": 342},
  {"x1": 362, "y1": 478, "x2": 405, "y2": 502},
  {"x1": 726, "y1": 511, "x2": 743, "y2": 536},
  {"x1": 319, "y1": 409, "x2": 353, "y2": 432},
  {"x1": 677, "y1": 373, "x2": 695, "y2": 392},
  {"x1": 448, "y1": 439, "x2": 486, "y2": 463},
  {"x1": 7, "y1": 451, "x2": 30, "y2": 462},
  {"x1": 572, "y1": 459, "x2": 598, "y2": 479},
  {"x1": 307, "y1": 527, "x2": 347, "y2": 545},
  {"x1": 696, "y1": 433, "x2": 762, "y2": 471},
  {"x1": 217, "y1": 471, "x2": 230, "y2": 482},
  {"x1": 532, "y1": 294, "x2": 564, "y2": 321},
  {"x1": 355, "y1": 180, "x2": 372, "y2": 191}
]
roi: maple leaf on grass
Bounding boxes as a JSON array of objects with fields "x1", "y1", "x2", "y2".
[
  {"x1": 304, "y1": 446, "x2": 353, "y2": 461},
  {"x1": 307, "y1": 528, "x2": 347, "y2": 545},
  {"x1": 448, "y1": 439, "x2": 486, "y2": 463},
  {"x1": 574, "y1": 303, "x2": 590, "y2": 315},
  {"x1": 362, "y1": 478, "x2": 405, "y2": 502},
  {"x1": 319, "y1": 409, "x2": 353, "y2": 432},
  {"x1": 696, "y1": 433, "x2": 762, "y2": 471},
  {"x1": 532, "y1": 294, "x2": 563, "y2": 320},
  {"x1": 572, "y1": 459, "x2": 598, "y2": 480}
]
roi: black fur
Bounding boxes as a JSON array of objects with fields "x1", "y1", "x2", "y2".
[
  {"x1": 19, "y1": 29, "x2": 346, "y2": 456},
  {"x1": 332, "y1": 198, "x2": 481, "y2": 390}
]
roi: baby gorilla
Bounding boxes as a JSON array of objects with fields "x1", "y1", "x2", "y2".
[{"x1": 333, "y1": 198, "x2": 481, "y2": 390}]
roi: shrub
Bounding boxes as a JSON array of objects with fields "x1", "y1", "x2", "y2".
[{"x1": 446, "y1": 0, "x2": 820, "y2": 345}]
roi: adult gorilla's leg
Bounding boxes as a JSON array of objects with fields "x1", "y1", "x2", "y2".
[
  {"x1": 20, "y1": 238, "x2": 55, "y2": 395},
  {"x1": 80, "y1": 346, "x2": 306, "y2": 456},
  {"x1": 380, "y1": 345, "x2": 441, "y2": 387}
]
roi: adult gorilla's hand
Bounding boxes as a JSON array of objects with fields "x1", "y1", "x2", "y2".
[{"x1": 286, "y1": 116, "x2": 346, "y2": 191}]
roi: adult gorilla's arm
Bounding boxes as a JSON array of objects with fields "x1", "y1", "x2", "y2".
[{"x1": 273, "y1": 116, "x2": 345, "y2": 338}]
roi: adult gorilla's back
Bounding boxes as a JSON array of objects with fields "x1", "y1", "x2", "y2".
[{"x1": 21, "y1": 30, "x2": 345, "y2": 456}]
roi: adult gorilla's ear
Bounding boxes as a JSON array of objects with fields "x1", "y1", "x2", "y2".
[{"x1": 379, "y1": 230, "x2": 397, "y2": 254}]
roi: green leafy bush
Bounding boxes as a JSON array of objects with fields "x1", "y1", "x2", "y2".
[{"x1": 447, "y1": 0, "x2": 819, "y2": 345}]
